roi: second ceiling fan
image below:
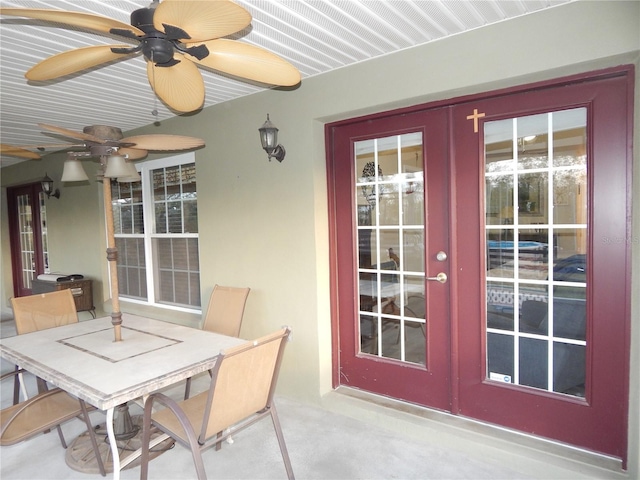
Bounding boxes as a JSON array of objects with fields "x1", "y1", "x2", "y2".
[
  {"x1": 0, "y1": 123, "x2": 205, "y2": 161},
  {"x1": 0, "y1": 0, "x2": 301, "y2": 112}
]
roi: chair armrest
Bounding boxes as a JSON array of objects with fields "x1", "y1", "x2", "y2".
[
  {"x1": 144, "y1": 393, "x2": 200, "y2": 447},
  {"x1": 0, "y1": 369, "x2": 26, "y2": 382},
  {"x1": 1, "y1": 387, "x2": 67, "y2": 438}
]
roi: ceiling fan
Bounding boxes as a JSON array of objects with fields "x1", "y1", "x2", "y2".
[
  {"x1": 0, "y1": 0, "x2": 301, "y2": 112},
  {"x1": 0, "y1": 123, "x2": 205, "y2": 161}
]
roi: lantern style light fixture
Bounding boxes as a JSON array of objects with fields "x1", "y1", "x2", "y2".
[
  {"x1": 258, "y1": 114, "x2": 286, "y2": 162},
  {"x1": 41, "y1": 173, "x2": 60, "y2": 199}
]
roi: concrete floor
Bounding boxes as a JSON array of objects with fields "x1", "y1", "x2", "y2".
[{"x1": 0, "y1": 317, "x2": 627, "y2": 480}]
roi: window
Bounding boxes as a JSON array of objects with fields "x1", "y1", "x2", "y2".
[
  {"x1": 355, "y1": 133, "x2": 426, "y2": 364},
  {"x1": 484, "y1": 108, "x2": 587, "y2": 397},
  {"x1": 112, "y1": 153, "x2": 200, "y2": 311}
]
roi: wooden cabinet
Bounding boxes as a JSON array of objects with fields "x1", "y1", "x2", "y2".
[{"x1": 31, "y1": 279, "x2": 95, "y2": 317}]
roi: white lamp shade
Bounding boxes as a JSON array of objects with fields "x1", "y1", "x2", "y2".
[
  {"x1": 61, "y1": 158, "x2": 89, "y2": 182},
  {"x1": 103, "y1": 155, "x2": 137, "y2": 178},
  {"x1": 117, "y1": 172, "x2": 142, "y2": 183}
]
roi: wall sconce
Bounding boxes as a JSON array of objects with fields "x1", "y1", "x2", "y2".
[
  {"x1": 41, "y1": 173, "x2": 60, "y2": 199},
  {"x1": 258, "y1": 114, "x2": 286, "y2": 162}
]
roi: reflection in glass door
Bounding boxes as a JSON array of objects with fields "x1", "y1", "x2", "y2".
[
  {"x1": 355, "y1": 133, "x2": 425, "y2": 364},
  {"x1": 484, "y1": 108, "x2": 587, "y2": 397}
]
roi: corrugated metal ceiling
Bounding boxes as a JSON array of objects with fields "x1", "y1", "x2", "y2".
[{"x1": 0, "y1": 0, "x2": 571, "y2": 166}]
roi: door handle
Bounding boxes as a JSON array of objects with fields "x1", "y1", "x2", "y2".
[{"x1": 426, "y1": 272, "x2": 447, "y2": 284}]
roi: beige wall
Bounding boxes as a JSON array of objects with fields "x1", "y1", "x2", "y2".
[
  {"x1": 1, "y1": 0, "x2": 638, "y2": 475},
  {"x1": 1, "y1": 157, "x2": 109, "y2": 311}
]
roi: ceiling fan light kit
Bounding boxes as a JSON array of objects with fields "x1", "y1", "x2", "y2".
[
  {"x1": 103, "y1": 155, "x2": 138, "y2": 179},
  {"x1": 0, "y1": 0, "x2": 301, "y2": 113},
  {"x1": 117, "y1": 172, "x2": 143, "y2": 183},
  {"x1": 61, "y1": 156, "x2": 89, "y2": 182},
  {"x1": 0, "y1": 122, "x2": 206, "y2": 177}
]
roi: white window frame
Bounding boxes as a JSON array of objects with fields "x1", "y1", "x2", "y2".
[{"x1": 115, "y1": 152, "x2": 201, "y2": 314}]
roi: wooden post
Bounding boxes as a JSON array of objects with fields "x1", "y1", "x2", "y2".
[{"x1": 103, "y1": 177, "x2": 122, "y2": 342}]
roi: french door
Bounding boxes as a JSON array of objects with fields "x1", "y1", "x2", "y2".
[
  {"x1": 327, "y1": 66, "x2": 632, "y2": 461},
  {"x1": 7, "y1": 183, "x2": 49, "y2": 297},
  {"x1": 328, "y1": 107, "x2": 451, "y2": 410},
  {"x1": 454, "y1": 70, "x2": 631, "y2": 460}
]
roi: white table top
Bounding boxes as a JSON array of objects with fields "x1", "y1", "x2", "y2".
[{"x1": 0, "y1": 314, "x2": 244, "y2": 410}]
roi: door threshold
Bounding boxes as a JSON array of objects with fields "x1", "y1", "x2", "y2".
[{"x1": 322, "y1": 386, "x2": 626, "y2": 478}]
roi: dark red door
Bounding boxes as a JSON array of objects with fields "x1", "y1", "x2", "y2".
[
  {"x1": 7, "y1": 183, "x2": 47, "y2": 297},
  {"x1": 328, "y1": 107, "x2": 452, "y2": 410},
  {"x1": 328, "y1": 67, "x2": 631, "y2": 462},
  {"x1": 453, "y1": 70, "x2": 631, "y2": 460}
]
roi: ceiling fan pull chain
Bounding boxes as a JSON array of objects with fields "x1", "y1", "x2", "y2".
[{"x1": 150, "y1": 50, "x2": 159, "y2": 121}]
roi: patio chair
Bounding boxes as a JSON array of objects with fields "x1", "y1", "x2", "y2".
[
  {"x1": 10, "y1": 289, "x2": 79, "y2": 404},
  {"x1": 201, "y1": 284, "x2": 250, "y2": 336},
  {"x1": 11, "y1": 288, "x2": 79, "y2": 335},
  {"x1": 0, "y1": 369, "x2": 106, "y2": 477},
  {"x1": 184, "y1": 284, "x2": 250, "y2": 399},
  {"x1": 7, "y1": 289, "x2": 105, "y2": 475},
  {"x1": 140, "y1": 327, "x2": 294, "y2": 480}
]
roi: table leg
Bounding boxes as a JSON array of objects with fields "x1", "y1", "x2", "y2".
[
  {"x1": 105, "y1": 407, "x2": 121, "y2": 480},
  {"x1": 104, "y1": 402, "x2": 172, "y2": 477}
]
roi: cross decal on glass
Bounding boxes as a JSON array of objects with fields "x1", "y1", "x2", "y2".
[{"x1": 466, "y1": 108, "x2": 486, "y2": 133}]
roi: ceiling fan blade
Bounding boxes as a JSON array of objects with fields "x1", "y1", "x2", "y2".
[
  {"x1": 147, "y1": 58, "x2": 205, "y2": 112},
  {"x1": 38, "y1": 123, "x2": 106, "y2": 144},
  {"x1": 154, "y1": 0, "x2": 251, "y2": 42},
  {"x1": 121, "y1": 135, "x2": 204, "y2": 151},
  {"x1": 0, "y1": 7, "x2": 144, "y2": 37},
  {"x1": 26, "y1": 45, "x2": 136, "y2": 81},
  {"x1": 9, "y1": 143, "x2": 80, "y2": 149},
  {"x1": 0, "y1": 144, "x2": 41, "y2": 159},
  {"x1": 190, "y1": 39, "x2": 301, "y2": 86},
  {"x1": 118, "y1": 147, "x2": 148, "y2": 160}
]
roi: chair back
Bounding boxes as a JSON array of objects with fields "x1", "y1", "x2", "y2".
[
  {"x1": 201, "y1": 284, "x2": 250, "y2": 337},
  {"x1": 11, "y1": 289, "x2": 78, "y2": 335},
  {"x1": 200, "y1": 327, "x2": 290, "y2": 441}
]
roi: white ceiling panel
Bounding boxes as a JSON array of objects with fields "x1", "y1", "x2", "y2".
[{"x1": 0, "y1": 0, "x2": 571, "y2": 166}]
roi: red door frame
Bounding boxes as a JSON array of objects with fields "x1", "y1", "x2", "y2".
[
  {"x1": 7, "y1": 182, "x2": 46, "y2": 297},
  {"x1": 326, "y1": 65, "x2": 633, "y2": 463}
]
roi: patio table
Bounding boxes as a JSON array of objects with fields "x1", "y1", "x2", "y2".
[{"x1": 0, "y1": 314, "x2": 243, "y2": 480}]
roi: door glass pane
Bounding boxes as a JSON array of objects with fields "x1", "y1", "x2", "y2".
[
  {"x1": 39, "y1": 192, "x2": 50, "y2": 274},
  {"x1": 484, "y1": 107, "x2": 587, "y2": 397},
  {"x1": 355, "y1": 133, "x2": 426, "y2": 365},
  {"x1": 17, "y1": 194, "x2": 35, "y2": 289}
]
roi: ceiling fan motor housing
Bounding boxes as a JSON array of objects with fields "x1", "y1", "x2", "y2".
[
  {"x1": 131, "y1": 7, "x2": 175, "y2": 65},
  {"x1": 83, "y1": 125, "x2": 123, "y2": 141}
]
